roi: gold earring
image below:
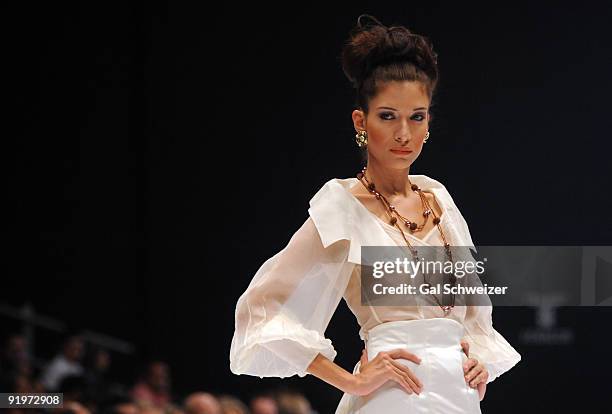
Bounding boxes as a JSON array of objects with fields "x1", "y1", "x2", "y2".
[
  {"x1": 423, "y1": 130, "x2": 430, "y2": 143},
  {"x1": 355, "y1": 130, "x2": 368, "y2": 147}
]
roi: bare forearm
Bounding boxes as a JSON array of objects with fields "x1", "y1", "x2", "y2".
[{"x1": 306, "y1": 353, "x2": 356, "y2": 394}]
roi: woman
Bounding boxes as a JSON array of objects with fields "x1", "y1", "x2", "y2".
[{"x1": 229, "y1": 15, "x2": 521, "y2": 413}]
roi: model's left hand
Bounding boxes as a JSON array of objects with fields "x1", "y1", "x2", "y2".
[{"x1": 460, "y1": 340, "x2": 487, "y2": 401}]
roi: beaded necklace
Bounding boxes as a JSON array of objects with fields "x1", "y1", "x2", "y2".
[{"x1": 356, "y1": 165, "x2": 456, "y2": 314}]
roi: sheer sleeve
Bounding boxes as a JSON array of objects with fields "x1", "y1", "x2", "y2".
[
  {"x1": 462, "y1": 304, "x2": 521, "y2": 383},
  {"x1": 229, "y1": 216, "x2": 354, "y2": 378},
  {"x1": 451, "y1": 192, "x2": 522, "y2": 383}
]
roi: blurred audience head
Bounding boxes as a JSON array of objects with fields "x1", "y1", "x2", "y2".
[
  {"x1": 145, "y1": 361, "x2": 170, "y2": 392},
  {"x1": 1, "y1": 334, "x2": 319, "y2": 414},
  {"x1": 137, "y1": 401, "x2": 165, "y2": 414},
  {"x1": 166, "y1": 404, "x2": 186, "y2": 414},
  {"x1": 275, "y1": 390, "x2": 311, "y2": 414},
  {"x1": 218, "y1": 395, "x2": 249, "y2": 414},
  {"x1": 113, "y1": 402, "x2": 139, "y2": 414},
  {"x1": 91, "y1": 348, "x2": 111, "y2": 372},
  {"x1": 13, "y1": 373, "x2": 33, "y2": 392},
  {"x1": 4, "y1": 334, "x2": 29, "y2": 361},
  {"x1": 250, "y1": 393, "x2": 277, "y2": 414},
  {"x1": 184, "y1": 392, "x2": 222, "y2": 414},
  {"x1": 2, "y1": 334, "x2": 31, "y2": 376},
  {"x1": 63, "y1": 335, "x2": 85, "y2": 362},
  {"x1": 62, "y1": 401, "x2": 91, "y2": 414},
  {"x1": 102, "y1": 395, "x2": 138, "y2": 414}
]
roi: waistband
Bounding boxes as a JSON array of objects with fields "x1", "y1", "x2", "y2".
[{"x1": 364, "y1": 318, "x2": 465, "y2": 349}]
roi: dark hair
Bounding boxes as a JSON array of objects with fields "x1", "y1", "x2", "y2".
[{"x1": 341, "y1": 14, "x2": 439, "y2": 114}]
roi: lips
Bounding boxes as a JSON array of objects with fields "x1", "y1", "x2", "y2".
[{"x1": 390, "y1": 148, "x2": 413, "y2": 154}]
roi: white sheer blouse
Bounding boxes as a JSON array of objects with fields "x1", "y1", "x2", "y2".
[{"x1": 229, "y1": 175, "x2": 521, "y2": 384}]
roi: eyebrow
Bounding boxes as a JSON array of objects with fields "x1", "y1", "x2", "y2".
[{"x1": 376, "y1": 106, "x2": 428, "y2": 111}]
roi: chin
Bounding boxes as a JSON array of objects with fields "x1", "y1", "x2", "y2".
[{"x1": 387, "y1": 158, "x2": 415, "y2": 169}]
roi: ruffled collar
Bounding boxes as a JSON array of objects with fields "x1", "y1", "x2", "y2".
[{"x1": 307, "y1": 175, "x2": 476, "y2": 265}]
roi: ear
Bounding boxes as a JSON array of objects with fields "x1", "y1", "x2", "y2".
[{"x1": 351, "y1": 109, "x2": 367, "y2": 131}]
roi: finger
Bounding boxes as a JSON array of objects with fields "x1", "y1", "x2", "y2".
[
  {"x1": 360, "y1": 349, "x2": 368, "y2": 366},
  {"x1": 393, "y1": 373, "x2": 414, "y2": 395},
  {"x1": 469, "y1": 371, "x2": 488, "y2": 388},
  {"x1": 383, "y1": 362, "x2": 413, "y2": 394},
  {"x1": 374, "y1": 351, "x2": 387, "y2": 361},
  {"x1": 465, "y1": 364, "x2": 484, "y2": 382},
  {"x1": 477, "y1": 382, "x2": 486, "y2": 401},
  {"x1": 466, "y1": 364, "x2": 484, "y2": 384},
  {"x1": 386, "y1": 348, "x2": 422, "y2": 364},
  {"x1": 388, "y1": 358, "x2": 422, "y2": 391},
  {"x1": 388, "y1": 364, "x2": 416, "y2": 394},
  {"x1": 460, "y1": 340, "x2": 470, "y2": 357},
  {"x1": 463, "y1": 357, "x2": 478, "y2": 374},
  {"x1": 387, "y1": 357, "x2": 423, "y2": 389}
]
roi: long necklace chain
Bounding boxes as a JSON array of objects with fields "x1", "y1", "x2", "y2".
[{"x1": 356, "y1": 165, "x2": 456, "y2": 314}]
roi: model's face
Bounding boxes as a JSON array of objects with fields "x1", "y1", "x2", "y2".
[{"x1": 352, "y1": 80, "x2": 430, "y2": 168}]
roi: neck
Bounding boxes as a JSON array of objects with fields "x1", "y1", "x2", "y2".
[{"x1": 363, "y1": 159, "x2": 413, "y2": 197}]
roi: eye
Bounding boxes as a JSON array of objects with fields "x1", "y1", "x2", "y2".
[
  {"x1": 379, "y1": 112, "x2": 395, "y2": 120},
  {"x1": 412, "y1": 113, "x2": 426, "y2": 121}
]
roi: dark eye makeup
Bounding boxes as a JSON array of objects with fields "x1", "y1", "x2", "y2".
[{"x1": 379, "y1": 112, "x2": 426, "y2": 121}]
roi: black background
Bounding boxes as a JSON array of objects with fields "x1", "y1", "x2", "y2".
[{"x1": 4, "y1": 2, "x2": 612, "y2": 412}]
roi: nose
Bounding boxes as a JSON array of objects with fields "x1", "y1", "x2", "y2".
[{"x1": 394, "y1": 121, "x2": 412, "y2": 143}]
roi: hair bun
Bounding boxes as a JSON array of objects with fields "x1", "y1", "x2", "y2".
[{"x1": 341, "y1": 14, "x2": 438, "y2": 89}]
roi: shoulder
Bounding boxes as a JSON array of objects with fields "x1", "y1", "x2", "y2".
[
  {"x1": 307, "y1": 177, "x2": 367, "y2": 222},
  {"x1": 410, "y1": 173, "x2": 448, "y2": 190},
  {"x1": 411, "y1": 173, "x2": 471, "y2": 212},
  {"x1": 413, "y1": 174, "x2": 476, "y2": 248},
  {"x1": 308, "y1": 177, "x2": 356, "y2": 205},
  {"x1": 307, "y1": 178, "x2": 359, "y2": 248},
  {"x1": 410, "y1": 174, "x2": 456, "y2": 209},
  {"x1": 306, "y1": 177, "x2": 382, "y2": 264}
]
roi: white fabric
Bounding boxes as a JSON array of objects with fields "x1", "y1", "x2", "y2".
[
  {"x1": 229, "y1": 175, "x2": 521, "y2": 392},
  {"x1": 336, "y1": 318, "x2": 481, "y2": 414},
  {"x1": 40, "y1": 355, "x2": 84, "y2": 391}
]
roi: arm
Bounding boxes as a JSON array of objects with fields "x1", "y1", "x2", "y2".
[
  {"x1": 461, "y1": 338, "x2": 488, "y2": 401},
  {"x1": 306, "y1": 353, "x2": 356, "y2": 394},
  {"x1": 307, "y1": 349, "x2": 424, "y2": 396},
  {"x1": 462, "y1": 304, "x2": 521, "y2": 385},
  {"x1": 231, "y1": 213, "x2": 425, "y2": 396},
  {"x1": 230, "y1": 217, "x2": 352, "y2": 378},
  {"x1": 446, "y1": 186, "x2": 521, "y2": 386},
  {"x1": 442, "y1": 185, "x2": 521, "y2": 398}
]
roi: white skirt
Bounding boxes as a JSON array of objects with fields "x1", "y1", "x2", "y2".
[{"x1": 335, "y1": 318, "x2": 481, "y2": 414}]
